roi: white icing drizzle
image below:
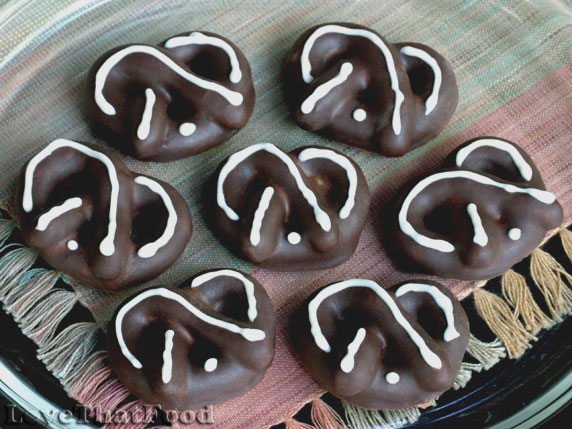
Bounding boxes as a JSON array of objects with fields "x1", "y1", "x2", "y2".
[
  {"x1": 136, "y1": 88, "x2": 156, "y2": 140},
  {"x1": 395, "y1": 282, "x2": 460, "y2": 342},
  {"x1": 250, "y1": 187, "x2": 275, "y2": 246},
  {"x1": 399, "y1": 46, "x2": 442, "y2": 115},
  {"x1": 217, "y1": 143, "x2": 331, "y2": 231},
  {"x1": 287, "y1": 232, "x2": 302, "y2": 245},
  {"x1": 508, "y1": 228, "x2": 522, "y2": 241},
  {"x1": 300, "y1": 24, "x2": 405, "y2": 134},
  {"x1": 161, "y1": 329, "x2": 175, "y2": 383},
  {"x1": 94, "y1": 45, "x2": 243, "y2": 116},
  {"x1": 67, "y1": 240, "x2": 79, "y2": 251},
  {"x1": 133, "y1": 176, "x2": 178, "y2": 259},
  {"x1": 308, "y1": 279, "x2": 442, "y2": 369},
  {"x1": 23, "y1": 139, "x2": 119, "y2": 257},
  {"x1": 179, "y1": 122, "x2": 197, "y2": 136},
  {"x1": 398, "y1": 170, "x2": 556, "y2": 253},
  {"x1": 300, "y1": 62, "x2": 353, "y2": 114},
  {"x1": 466, "y1": 203, "x2": 488, "y2": 247},
  {"x1": 340, "y1": 327, "x2": 366, "y2": 373},
  {"x1": 35, "y1": 197, "x2": 82, "y2": 231},
  {"x1": 385, "y1": 372, "x2": 400, "y2": 384},
  {"x1": 298, "y1": 147, "x2": 357, "y2": 219},
  {"x1": 455, "y1": 138, "x2": 533, "y2": 182},
  {"x1": 115, "y1": 287, "x2": 265, "y2": 369},
  {"x1": 191, "y1": 269, "x2": 257, "y2": 322},
  {"x1": 204, "y1": 358, "x2": 218, "y2": 372},
  {"x1": 164, "y1": 31, "x2": 242, "y2": 84},
  {"x1": 352, "y1": 108, "x2": 367, "y2": 122}
]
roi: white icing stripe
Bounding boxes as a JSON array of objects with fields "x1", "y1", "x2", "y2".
[
  {"x1": 340, "y1": 327, "x2": 366, "y2": 373},
  {"x1": 455, "y1": 138, "x2": 533, "y2": 181},
  {"x1": 466, "y1": 203, "x2": 488, "y2": 247},
  {"x1": 35, "y1": 197, "x2": 82, "y2": 231},
  {"x1": 301, "y1": 62, "x2": 353, "y2": 114},
  {"x1": 191, "y1": 269, "x2": 257, "y2": 322},
  {"x1": 298, "y1": 147, "x2": 358, "y2": 219},
  {"x1": 308, "y1": 279, "x2": 442, "y2": 369},
  {"x1": 134, "y1": 176, "x2": 178, "y2": 259},
  {"x1": 395, "y1": 283, "x2": 460, "y2": 342},
  {"x1": 137, "y1": 88, "x2": 156, "y2": 140},
  {"x1": 94, "y1": 45, "x2": 243, "y2": 116},
  {"x1": 161, "y1": 330, "x2": 175, "y2": 383},
  {"x1": 301, "y1": 25, "x2": 404, "y2": 135},
  {"x1": 116, "y1": 287, "x2": 265, "y2": 369},
  {"x1": 400, "y1": 46, "x2": 442, "y2": 115},
  {"x1": 217, "y1": 143, "x2": 331, "y2": 231},
  {"x1": 164, "y1": 31, "x2": 242, "y2": 84},
  {"x1": 250, "y1": 187, "x2": 275, "y2": 246},
  {"x1": 398, "y1": 170, "x2": 556, "y2": 253},
  {"x1": 23, "y1": 139, "x2": 119, "y2": 257}
]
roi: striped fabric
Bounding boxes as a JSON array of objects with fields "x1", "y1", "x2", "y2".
[{"x1": 1, "y1": 1, "x2": 572, "y2": 427}]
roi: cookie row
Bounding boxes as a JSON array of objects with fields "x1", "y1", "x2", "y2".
[
  {"x1": 86, "y1": 23, "x2": 457, "y2": 161},
  {"x1": 16, "y1": 137, "x2": 562, "y2": 290},
  {"x1": 107, "y1": 269, "x2": 469, "y2": 411}
]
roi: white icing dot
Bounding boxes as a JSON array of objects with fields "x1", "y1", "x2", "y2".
[
  {"x1": 287, "y1": 232, "x2": 301, "y2": 245},
  {"x1": 67, "y1": 240, "x2": 78, "y2": 251},
  {"x1": 179, "y1": 122, "x2": 197, "y2": 136},
  {"x1": 386, "y1": 372, "x2": 400, "y2": 384},
  {"x1": 204, "y1": 358, "x2": 218, "y2": 372},
  {"x1": 508, "y1": 228, "x2": 522, "y2": 241},
  {"x1": 352, "y1": 108, "x2": 367, "y2": 122}
]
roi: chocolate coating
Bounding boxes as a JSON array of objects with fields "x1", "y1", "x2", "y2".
[
  {"x1": 391, "y1": 137, "x2": 563, "y2": 280},
  {"x1": 87, "y1": 31, "x2": 255, "y2": 161},
  {"x1": 284, "y1": 23, "x2": 458, "y2": 156},
  {"x1": 15, "y1": 139, "x2": 192, "y2": 291},
  {"x1": 107, "y1": 269, "x2": 276, "y2": 410},
  {"x1": 291, "y1": 279, "x2": 469, "y2": 409},
  {"x1": 207, "y1": 144, "x2": 371, "y2": 270}
]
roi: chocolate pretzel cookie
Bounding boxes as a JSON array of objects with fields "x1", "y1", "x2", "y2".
[
  {"x1": 391, "y1": 137, "x2": 563, "y2": 280},
  {"x1": 208, "y1": 144, "x2": 370, "y2": 270},
  {"x1": 284, "y1": 23, "x2": 458, "y2": 156},
  {"x1": 107, "y1": 269, "x2": 275, "y2": 410},
  {"x1": 292, "y1": 279, "x2": 469, "y2": 409},
  {"x1": 15, "y1": 139, "x2": 192, "y2": 291},
  {"x1": 87, "y1": 31, "x2": 255, "y2": 161}
]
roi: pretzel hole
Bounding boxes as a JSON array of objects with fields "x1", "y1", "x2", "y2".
[
  {"x1": 131, "y1": 200, "x2": 168, "y2": 246},
  {"x1": 186, "y1": 49, "x2": 232, "y2": 82},
  {"x1": 402, "y1": 57, "x2": 435, "y2": 99},
  {"x1": 423, "y1": 204, "x2": 457, "y2": 238},
  {"x1": 193, "y1": 280, "x2": 251, "y2": 323},
  {"x1": 167, "y1": 96, "x2": 197, "y2": 122}
]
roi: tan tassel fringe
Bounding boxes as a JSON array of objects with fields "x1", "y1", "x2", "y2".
[
  {"x1": 454, "y1": 362, "x2": 483, "y2": 390},
  {"x1": 560, "y1": 228, "x2": 572, "y2": 263},
  {"x1": 311, "y1": 398, "x2": 345, "y2": 429},
  {"x1": 382, "y1": 406, "x2": 421, "y2": 426},
  {"x1": 501, "y1": 269, "x2": 554, "y2": 334},
  {"x1": 342, "y1": 401, "x2": 388, "y2": 428},
  {"x1": 466, "y1": 335, "x2": 507, "y2": 370},
  {"x1": 530, "y1": 248, "x2": 572, "y2": 321},
  {"x1": 473, "y1": 288, "x2": 535, "y2": 359}
]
